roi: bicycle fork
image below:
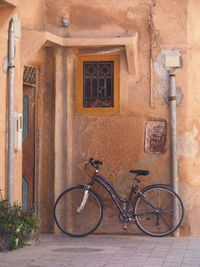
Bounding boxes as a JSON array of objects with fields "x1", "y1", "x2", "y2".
[{"x1": 76, "y1": 185, "x2": 91, "y2": 213}]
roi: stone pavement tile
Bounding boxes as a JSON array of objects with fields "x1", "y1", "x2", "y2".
[
  {"x1": 116, "y1": 249, "x2": 136, "y2": 254},
  {"x1": 106, "y1": 258, "x2": 128, "y2": 265},
  {"x1": 183, "y1": 251, "x2": 200, "y2": 257},
  {"x1": 138, "y1": 244, "x2": 157, "y2": 249},
  {"x1": 85, "y1": 264, "x2": 106, "y2": 267},
  {"x1": 110, "y1": 258, "x2": 129, "y2": 263},
  {"x1": 88, "y1": 255, "x2": 112, "y2": 260},
  {"x1": 69, "y1": 264, "x2": 92, "y2": 267},
  {"x1": 1, "y1": 264, "x2": 16, "y2": 267},
  {"x1": 157, "y1": 237, "x2": 174, "y2": 242},
  {"x1": 170, "y1": 242, "x2": 189, "y2": 248},
  {"x1": 37, "y1": 264, "x2": 68, "y2": 267},
  {"x1": 164, "y1": 257, "x2": 183, "y2": 263},
  {"x1": 106, "y1": 264, "x2": 125, "y2": 267},
  {"x1": 184, "y1": 255, "x2": 200, "y2": 261},
  {"x1": 143, "y1": 264, "x2": 163, "y2": 267},
  {"x1": 70, "y1": 259, "x2": 99, "y2": 265},
  {"x1": 107, "y1": 260, "x2": 128, "y2": 265},
  {"x1": 151, "y1": 247, "x2": 170, "y2": 252},
  {"x1": 120, "y1": 245, "x2": 143, "y2": 251},
  {"x1": 156, "y1": 245, "x2": 173, "y2": 250},
  {"x1": 149, "y1": 253, "x2": 168, "y2": 258},
  {"x1": 126, "y1": 257, "x2": 147, "y2": 266},
  {"x1": 112, "y1": 251, "x2": 132, "y2": 257},
  {"x1": 136, "y1": 245, "x2": 154, "y2": 250},
  {"x1": 86, "y1": 264, "x2": 105, "y2": 267},
  {"x1": 143, "y1": 262, "x2": 163, "y2": 266},
  {"x1": 167, "y1": 251, "x2": 186, "y2": 257},
  {"x1": 30, "y1": 259, "x2": 73, "y2": 267},
  {"x1": 168, "y1": 248, "x2": 187, "y2": 253},
  {"x1": 148, "y1": 252, "x2": 166, "y2": 257},
  {"x1": 89, "y1": 260, "x2": 111, "y2": 265},
  {"x1": 89, "y1": 255, "x2": 112, "y2": 260},
  {"x1": 144, "y1": 257, "x2": 165, "y2": 263},
  {"x1": 108, "y1": 257, "x2": 129, "y2": 262},
  {"x1": 113, "y1": 250, "x2": 133, "y2": 255},
  {"x1": 74, "y1": 254, "x2": 112, "y2": 265},
  {"x1": 182, "y1": 258, "x2": 200, "y2": 265},
  {"x1": 113, "y1": 254, "x2": 134, "y2": 259},
  {"x1": 188, "y1": 238, "x2": 200, "y2": 248},
  {"x1": 184, "y1": 251, "x2": 200, "y2": 258},
  {"x1": 162, "y1": 264, "x2": 182, "y2": 267},
  {"x1": 135, "y1": 250, "x2": 152, "y2": 256}
]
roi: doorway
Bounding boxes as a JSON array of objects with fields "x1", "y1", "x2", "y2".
[{"x1": 22, "y1": 66, "x2": 36, "y2": 211}]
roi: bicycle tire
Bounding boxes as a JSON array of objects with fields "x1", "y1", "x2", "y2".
[
  {"x1": 134, "y1": 184, "x2": 184, "y2": 237},
  {"x1": 54, "y1": 185, "x2": 103, "y2": 237}
]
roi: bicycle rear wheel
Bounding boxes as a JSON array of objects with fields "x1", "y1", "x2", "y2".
[
  {"x1": 134, "y1": 185, "x2": 184, "y2": 237},
  {"x1": 54, "y1": 185, "x2": 103, "y2": 237}
]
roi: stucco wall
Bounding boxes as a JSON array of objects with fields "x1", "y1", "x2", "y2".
[
  {"x1": 181, "y1": 0, "x2": 200, "y2": 236},
  {"x1": 0, "y1": 7, "x2": 9, "y2": 198},
  {"x1": 19, "y1": 0, "x2": 45, "y2": 30},
  {"x1": 46, "y1": 0, "x2": 187, "y2": 234}
]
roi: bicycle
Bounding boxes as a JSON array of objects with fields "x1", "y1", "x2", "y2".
[{"x1": 53, "y1": 158, "x2": 184, "y2": 237}]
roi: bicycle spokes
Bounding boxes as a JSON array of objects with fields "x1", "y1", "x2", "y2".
[{"x1": 134, "y1": 185, "x2": 184, "y2": 237}]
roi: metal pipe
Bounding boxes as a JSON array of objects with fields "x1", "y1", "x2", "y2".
[
  {"x1": 7, "y1": 18, "x2": 15, "y2": 205},
  {"x1": 169, "y1": 72, "x2": 178, "y2": 193},
  {"x1": 168, "y1": 71, "x2": 179, "y2": 236}
]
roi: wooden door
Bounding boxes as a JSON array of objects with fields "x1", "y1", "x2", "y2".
[{"x1": 22, "y1": 85, "x2": 35, "y2": 211}]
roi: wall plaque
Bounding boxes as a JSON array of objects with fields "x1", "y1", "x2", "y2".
[{"x1": 145, "y1": 121, "x2": 167, "y2": 154}]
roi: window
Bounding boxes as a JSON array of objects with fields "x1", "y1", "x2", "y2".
[{"x1": 76, "y1": 55, "x2": 120, "y2": 114}]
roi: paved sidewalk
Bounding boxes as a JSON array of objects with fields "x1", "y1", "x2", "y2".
[{"x1": 1, "y1": 234, "x2": 200, "y2": 267}]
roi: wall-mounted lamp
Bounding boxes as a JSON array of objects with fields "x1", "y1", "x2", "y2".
[{"x1": 61, "y1": 17, "x2": 70, "y2": 27}]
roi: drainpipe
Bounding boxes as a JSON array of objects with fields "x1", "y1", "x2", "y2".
[
  {"x1": 7, "y1": 18, "x2": 15, "y2": 205},
  {"x1": 166, "y1": 55, "x2": 181, "y2": 236},
  {"x1": 169, "y1": 71, "x2": 179, "y2": 237},
  {"x1": 169, "y1": 71, "x2": 179, "y2": 195}
]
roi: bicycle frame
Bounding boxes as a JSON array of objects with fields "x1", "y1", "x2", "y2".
[
  {"x1": 91, "y1": 173, "x2": 137, "y2": 215},
  {"x1": 88, "y1": 172, "x2": 160, "y2": 218}
]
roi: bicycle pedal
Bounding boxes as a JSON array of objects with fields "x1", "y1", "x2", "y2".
[{"x1": 123, "y1": 224, "x2": 127, "y2": 231}]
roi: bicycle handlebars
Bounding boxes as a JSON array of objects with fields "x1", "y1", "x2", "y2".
[{"x1": 86, "y1": 158, "x2": 103, "y2": 169}]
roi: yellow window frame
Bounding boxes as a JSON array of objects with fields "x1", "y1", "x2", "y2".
[{"x1": 76, "y1": 54, "x2": 120, "y2": 114}]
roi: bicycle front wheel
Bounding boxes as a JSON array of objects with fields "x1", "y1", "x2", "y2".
[
  {"x1": 134, "y1": 185, "x2": 184, "y2": 237},
  {"x1": 54, "y1": 185, "x2": 103, "y2": 237}
]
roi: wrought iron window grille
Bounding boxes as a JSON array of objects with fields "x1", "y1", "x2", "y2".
[
  {"x1": 83, "y1": 61, "x2": 114, "y2": 108},
  {"x1": 23, "y1": 66, "x2": 37, "y2": 87}
]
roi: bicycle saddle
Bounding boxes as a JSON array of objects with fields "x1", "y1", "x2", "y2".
[{"x1": 129, "y1": 170, "x2": 149, "y2": 176}]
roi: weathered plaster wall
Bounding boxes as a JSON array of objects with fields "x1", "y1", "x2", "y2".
[
  {"x1": 0, "y1": 9, "x2": 9, "y2": 197},
  {"x1": 47, "y1": 0, "x2": 188, "y2": 234},
  {"x1": 46, "y1": 0, "x2": 151, "y2": 38},
  {"x1": 19, "y1": 0, "x2": 46, "y2": 31},
  {"x1": 180, "y1": 0, "x2": 200, "y2": 236}
]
